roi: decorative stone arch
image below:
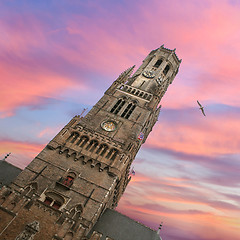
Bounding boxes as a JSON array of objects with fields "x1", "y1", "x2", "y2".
[
  {"x1": 22, "y1": 182, "x2": 38, "y2": 198},
  {"x1": 67, "y1": 132, "x2": 80, "y2": 144},
  {"x1": 96, "y1": 144, "x2": 109, "y2": 157},
  {"x1": 75, "y1": 155, "x2": 85, "y2": 162},
  {"x1": 59, "y1": 148, "x2": 70, "y2": 156},
  {"x1": 77, "y1": 135, "x2": 89, "y2": 148},
  {"x1": 95, "y1": 162, "x2": 103, "y2": 172},
  {"x1": 110, "y1": 96, "x2": 127, "y2": 115},
  {"x1": 86, "y1": 139, "x2": 98, "y2": 152},
  {"x1": 69, "y1": 204, "x2": 83, "y2": 220},
  {"x1": 121, "y1": 101, "x2": 136, "y2": 119},
  {"x1": 106, "y1": 148, "x2": 119, "y2": 161}
]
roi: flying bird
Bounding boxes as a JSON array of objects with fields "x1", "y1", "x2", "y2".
[{"x1": 197, "y1": 100, "x2": 206, "y2": 116}]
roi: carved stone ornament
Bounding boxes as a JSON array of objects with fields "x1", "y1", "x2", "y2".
[{"x1": 15, "y1": 221, "x2": 40, "y2": 240}]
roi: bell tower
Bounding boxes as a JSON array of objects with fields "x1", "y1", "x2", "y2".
[{"x1": 0, "y1": 46, "x2": 181, "y2": 240}]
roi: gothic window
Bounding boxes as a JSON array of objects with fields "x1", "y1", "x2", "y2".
[
  {"x1": 121, "y1": 103, "x2": 136, "y2": 119},
  {"x1": 153, "y1": 59, "x2": 163, "y2": 68},
  {"x1": 96, "y1": 144, "x2": 108, "y2": 157},
  {"x1": 131, "y1": 89, "x2": 136, "y2": 94},
  {"x1": 22, "y1": 182, "x2": 38, "y2": 198},
  {"x1": 69, "y1": 204, "x2": 83, "y2": 220},
  {"x1": 77, "y1": 136, "x2": 89, "y2": 147},
  {"x1": 67, "y1": 132, "x2": 79, "y2": 143},
  {"x1": 106, "y1": 148, "x2": 119, "y2": 161},
  {"x1": 110, "y1": 99, "x2": 126, "y2": 114},
  {"x1": 86, "y1": 140, "x2": 98, "y2": 152},
  {"x1": 139, "y1": 81, "x2": 145, "y2": 88},
  {"x1": 163, "y1": 64, "x2": 170, "y2": 75}
]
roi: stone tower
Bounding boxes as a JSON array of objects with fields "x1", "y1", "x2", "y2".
[{"x1": 0, "y1": 46, "x2": 181, "y2": 240}]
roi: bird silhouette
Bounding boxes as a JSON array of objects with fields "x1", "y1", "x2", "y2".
[{"x1": 197, "y1": 100, "x2": 206, "y2": 116}]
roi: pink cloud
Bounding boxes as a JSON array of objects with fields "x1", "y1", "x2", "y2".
[
  {"x1": 146, "y1": 111, "x2": 240, "y2": 156},
  {"x1": 0, "y1": 139, "x2": 44, "y2": 168}
]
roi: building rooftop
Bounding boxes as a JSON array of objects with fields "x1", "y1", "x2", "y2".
[
  {"x1": 88, "y1": 208, "x2": 162, "y2": 240},
  {"x1": 0, "y1": 160, "x2": 22, "y2": 188}
]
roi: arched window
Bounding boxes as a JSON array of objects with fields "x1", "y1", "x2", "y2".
[
  {"x1": 121, "y1": 103, "x2": 136, "y2": 119},
  {"x1": 163, "y1": 64, "x2": 170, "y2": 75},
  {"x1": 69, "y1": 204, "x2": 83, "y2": 220},
  {"x1": 153, "y1": 59, "x2": 163, "y2": 68},
  {"x1": 106, "y1": 148, "x2": 119, "y2": 161},
  {"x1": 22, "y1": 183, "x2": 38, "y2": 198},
  {"x1": 96, "y1": 144, "x2": 108, "y2": 157},
  {"x1": 86, "y1": 140, "x2": 98, "y2": 152},
  {"x1": 67, "y1": 132, "x2": 79, "y2": 144},
  {"x1": 77, "y1": 136, "x2": 89, "y2": 147},
  {"x1": 110, "y1": 99, "x2": 126, "y2": 114}
]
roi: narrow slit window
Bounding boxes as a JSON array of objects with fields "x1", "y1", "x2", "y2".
[
  {"x1": 110, "y1": 99, "x2": 125, "y2": 114},
  {"x1": 163, "y1": 65, "x2": 170, "y2": 75},
  {"x1": 115, "y1": 100, "x2": 125, "y2": 114},
  {"x1": 153, "y1": 59, "x2": 163, "y2": 68},
  {"x1": 121, "y1": 103, "x2": 132, "y2": 118},
  {"x1": 110, "y1": 150, "x2": 118, "y2": 161},
  {"x1": 110, "y1": 99, "x2": 121, "y2": 113},
  {"x1": 100, "y1": 145, "x2": 108, "y2": 156},
  {"x1": 125, "y1": 105, "x2": 136, "y2": 119}
]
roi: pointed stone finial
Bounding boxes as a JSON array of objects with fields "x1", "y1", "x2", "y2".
[
  {"x1": 157, "y1": 222, "x2": 163, "y2": 235},
  {"x1": 160, "y1": 44, "x2": 164, "y2": 48},
  {"x1": 1, "y1": 152, "x2": 11, "y2": 161}
]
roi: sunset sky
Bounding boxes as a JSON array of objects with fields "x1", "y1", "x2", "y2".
[{"x1": 1, "y1": 0, "x2": 240, "y2": 239}]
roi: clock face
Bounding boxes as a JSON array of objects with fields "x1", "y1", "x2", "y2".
[
  {"x1": 142, "y1": 70, "x2": 155, "y2": 78},
  {"x1": 101, "y1": 121, "x2": 117, "y2": 132}
]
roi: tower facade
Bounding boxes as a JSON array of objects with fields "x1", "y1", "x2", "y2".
[{"x1": 0, "y1": 46, "x2": 181, "y2": 240}]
